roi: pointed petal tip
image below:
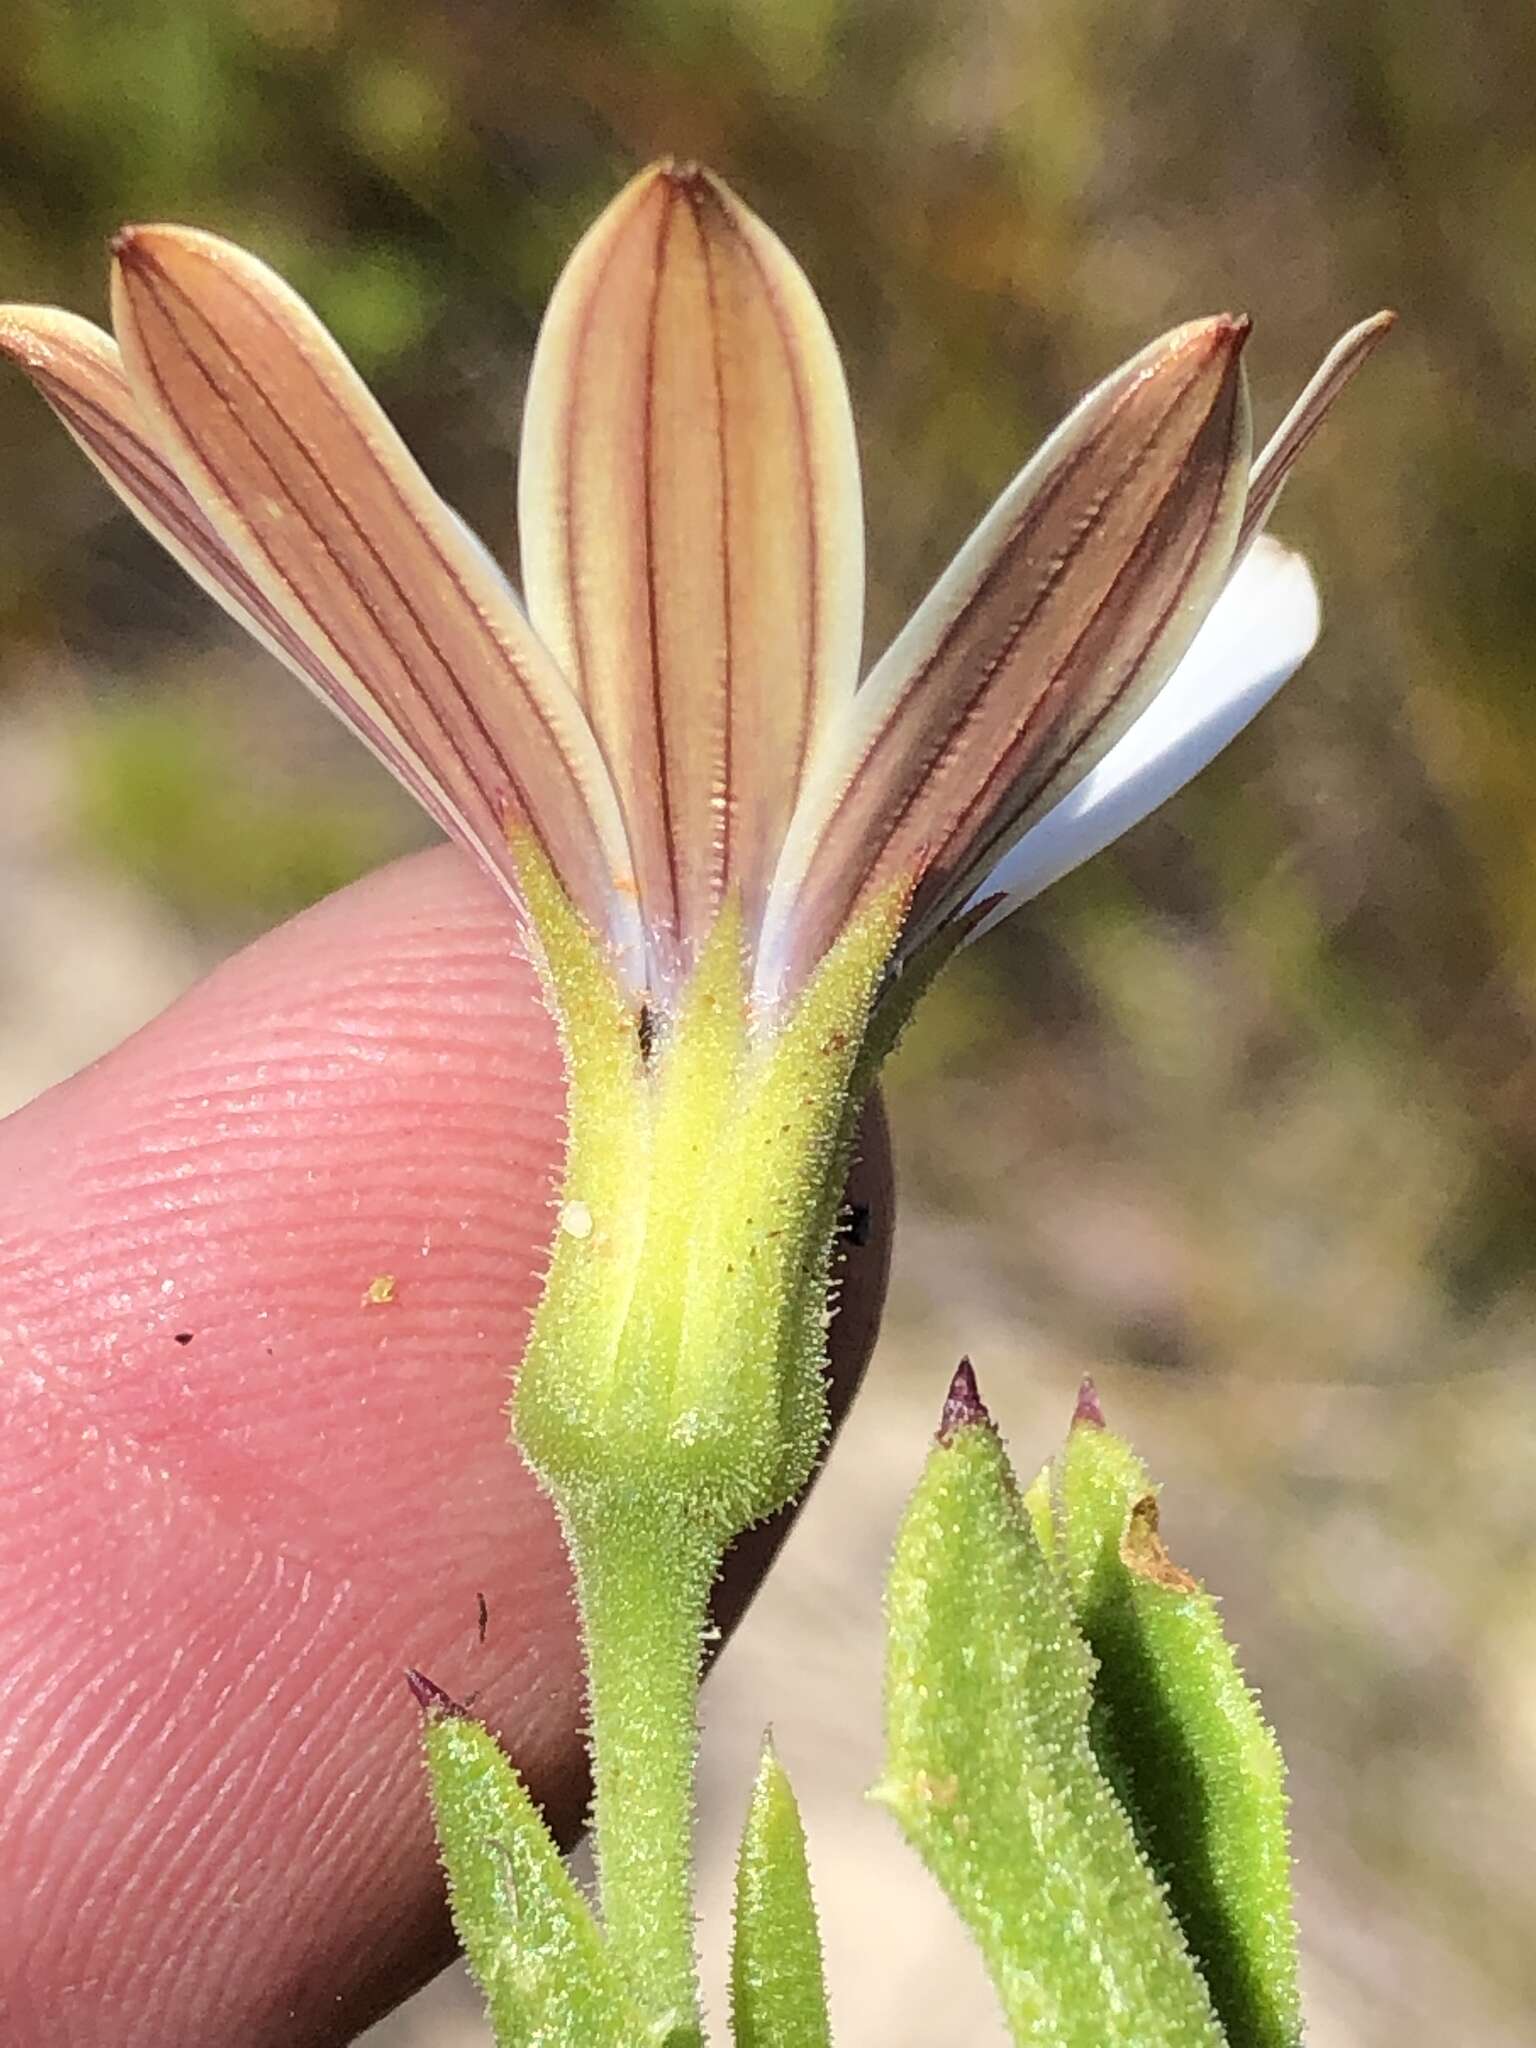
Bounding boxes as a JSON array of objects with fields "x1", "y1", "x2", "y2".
[
  {"x1": 1203, "y1": 311, "x2": 1251, "y2": 363},
  {"x1": 1325, "y1": 306, "x2": 1397, "y2": 370},
  {"x1": 107, "y1": 223, "x2": 187, "y2": 271},
  {"x1": 1072, "y1": 1375, "x2": 1107, "y2": 1430},
  {"x1": 1237, "y1": 306, "x2": 1397, "y2": 551},
  {"x1": 0, "y1": 301, "x2": 118, "y2": 370},
  {"x1": 652, "y1": 155, "x2": 714, "y2": 193},
  {"x1": 110, "y1": 222, "x2": 219, "y2": 271},
  {"x1": 938, "y1": 1356, "x2": 993, "y2": 1442},
  {"x1": 0, "y1": 303, "x2": 119, "y2": 384},
  {"x1": 1159, "y1": 312, "x2": 1251, "y2": 368},
  {"x1": 0, "y1": 308, "x2": 53, "y2": 368},
  {"x1": 110, "y1": 224, "x2": 256, "y2": 295},
  {"x1": 610, "y1": 157, "x2": 723, "y2": 221}
]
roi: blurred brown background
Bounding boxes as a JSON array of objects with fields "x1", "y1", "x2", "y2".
[{"x1": 3, "y1": 0, "x2": 1534, "y2": 2040}]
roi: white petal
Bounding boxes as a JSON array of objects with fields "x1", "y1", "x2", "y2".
[{"x1": 962, "y1": 535, "x2": 1320, "y2": 936}]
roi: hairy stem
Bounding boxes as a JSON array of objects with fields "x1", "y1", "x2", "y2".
[{"x1": 564, "y1": 1490, "x2": 722, "y2": 2046}]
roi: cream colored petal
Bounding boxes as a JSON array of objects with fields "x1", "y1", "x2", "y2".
[
  {"x1": 1238, "y1": 311, "x2": 1394, "y2": 552},
  {"x1": 519, "y1": 162, "x2": 864, "y2": 993},
  {"x1": 104, "y1": 225, "x2": 641, "y2": 980},
  {"x1": 0, "y1": 305, "x2": 486, "y2": 872},
  {"x1": 758, "y1": 317, "x2": 1253, "y2": 1002}
]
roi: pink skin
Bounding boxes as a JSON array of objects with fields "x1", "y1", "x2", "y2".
[{"x1": 0, "y1": 846, "x2": 892, "y2": 2046}]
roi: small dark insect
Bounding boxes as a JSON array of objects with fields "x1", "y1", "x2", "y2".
[
  {"x1": 841, "y1": 1203, "x2": 873, "y2": 1248},
  {"x1": 637, "y1": 1001, "x2": 655, "y2": 1063},
  {"x1": 476, "y1": 1591, "x2": 489, "y2": 1645},
  {"x1": 173, "y1": 1331, "x2": 194, "y2": 1346}
]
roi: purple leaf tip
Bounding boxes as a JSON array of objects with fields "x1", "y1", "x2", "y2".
[
  {"x1": 938, "y1": 1356, "x2": 991, "y2": 1441},
  {"x1": 1072, "y1": 1376, "x2": 1106, "y2": 1429},
  {"x1": 406, "y1": 1667, "x2": 468, "y2": 1720}
]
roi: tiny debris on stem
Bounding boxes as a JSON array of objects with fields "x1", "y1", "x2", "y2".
[
  {"x1": 363, "y1": 1274, "x2": 397, "y2": 1307},
  {"x1": 476, "y1": 1591, "x2": 489, "y2": 1645},
  {"x1": 405, "y1": 1667, "x2": 468, "y2": 1720},
  {"x1": 1072, "y1": 1375, "x2": 1106, "y2": 1430},
  {"x1": 938, "y1": 1356, "x2": 992, "y2": 1442}
]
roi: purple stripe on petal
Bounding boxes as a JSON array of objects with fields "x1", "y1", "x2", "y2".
[
  {"x1": 760, "y1": 318, "x2": 1253, "y2": 1000},
  {"x1": 519, "y1": 163, "x2": 864, "y2": 993},
  {"x1": 106, "y1": 226, "x2": 642, "y2": 980}
]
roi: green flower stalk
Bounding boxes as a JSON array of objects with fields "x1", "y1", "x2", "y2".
[{"x1": 1, "y1": 165, "x2": 1389, "y2": 2044}]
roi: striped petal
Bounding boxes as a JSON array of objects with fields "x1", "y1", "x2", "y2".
[
  {"x1": 1, "y1": 309, "x2": 320, "y2": 661},
  {"x1": 757, "y1": 317, "x2": 1253, "y2": 1002},
  {"x1": 519, "y1": 162, "x2": 864, "y2": 994},
  {"x1": 964, "y1": 535, "x2": 1320, "y2": 934},
  {"x1": 0, "y1": 307, "x2": 489, "y2": 881},
  {"x1": 1238, "y1": 312, "x2": 1394, "y2": 554},
  {"x1": 102, "y1": 225, "x2": 641, "y2": 980}
]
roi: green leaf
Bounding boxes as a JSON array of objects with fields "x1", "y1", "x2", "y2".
[
  {"x1": 422, "y1": 1703, "x2": 641, "y2": 2048},
  {"x1": 878, "y1": 1364, "x2": 1224, "y2": 2048},
  {"x1": 1052, "y1": 1399, "x2": 1300, "y2": 2048},
  {"x1": 731, "y1": 1743, "x2": 833, "y2": 2048}
]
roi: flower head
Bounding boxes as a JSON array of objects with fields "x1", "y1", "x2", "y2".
[{"x1": 0, "y1": 164, "x2": 1388, "y2": 1021}]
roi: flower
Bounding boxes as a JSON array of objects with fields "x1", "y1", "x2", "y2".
[{"x1": 0, "y1": 163, "x2": 1388, "y2": 1020}]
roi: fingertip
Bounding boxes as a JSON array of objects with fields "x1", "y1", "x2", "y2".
[{"x1": 0, "y1": 843, "x2": 895, "y2": 2042}]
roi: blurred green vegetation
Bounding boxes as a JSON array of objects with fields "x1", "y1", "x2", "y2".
[
  {"x1": 73, "y1": 687, "x2": 416, "y2": 930},
  {"x1": 4, "y1": 1, "x2": 1536, "y2": 2040}
]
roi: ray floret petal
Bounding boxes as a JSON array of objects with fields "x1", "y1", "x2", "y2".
[
  {"x1": 962, "y1": 532, "x2": 1321, "y2": 937},
  {"x1": 1, "y1": 235, "x2": 646, "y2": 988},
  {"x1": 0, "y1": 167, "x2": 1390, "y2": 1022},
  {"x1": 755, "y1": 312, "x2": 1257, "y2": 999},
  {"x1": 519, "y1": 161, "x2": 864, "y2": 1000}
]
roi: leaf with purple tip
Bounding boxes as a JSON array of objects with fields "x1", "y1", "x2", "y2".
[
  {"x1": 879, "y1": 1364, "x2": 1224, "y2": 2046},
  {"x1": 423, "y1": 1711, "x2": 639, "y2": 2048}
]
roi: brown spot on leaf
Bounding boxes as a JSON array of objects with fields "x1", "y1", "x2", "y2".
[
  {"x1": 1120, "y1": 1493, "x2": 1200, "y2": 1592},
  {"x1": 912, "y1": 1769, "x2": 960, "y2": 1809}
]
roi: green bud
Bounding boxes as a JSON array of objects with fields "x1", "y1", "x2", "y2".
[
  {"x1": 731, "y1": 1742, "x2": 833, "y2": 2048},
  {"x1": 1050, "y1": 1388, "x2": 1300, "y2": 2048},
  {"x1": 879, "y1": 1362, "x2": 1224, "y2": 2048},
  {"x1": 513, "y1": 838, "x2": 905, "y2": 1541}
]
